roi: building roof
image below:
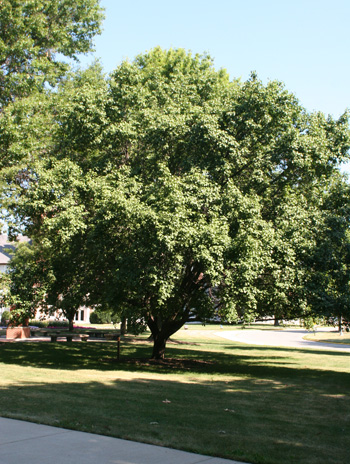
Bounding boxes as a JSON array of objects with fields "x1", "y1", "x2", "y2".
[
  {"x1": 0, "y1": 234, "x2": 30, "y2": 265},
  {"x1": 0, "y1": 252, "x2": 10, "y2": 265}
]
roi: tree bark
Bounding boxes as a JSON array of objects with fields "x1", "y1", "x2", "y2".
[
  {"x1": 120, "y1": 316, "x2": 127, "y2": 335},
  {"x1": 151, "y1": 334, "x2": 167, "y2": 360},
  {"x1": 148, "y1": 314, "x2": 189, "y2": 359},
  {"x1": 339, "y1": 314, "x2": 343, "y2": 335}
]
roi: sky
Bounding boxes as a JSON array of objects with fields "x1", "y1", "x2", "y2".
[{"x1": 76, "y1": 0, "x2": 350, "y2": 170}]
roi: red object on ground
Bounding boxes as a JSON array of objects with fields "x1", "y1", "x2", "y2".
[{"x1": 6, "y1": 327, "x2": 31, "y2": 339}]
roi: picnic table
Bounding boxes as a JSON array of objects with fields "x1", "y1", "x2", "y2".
[
  {"x1": 85, "y1": 330, "x2": 119, "y2": 340},
  {"x1": 33, "y1": 329, "x2": 89, "y2": 342}
]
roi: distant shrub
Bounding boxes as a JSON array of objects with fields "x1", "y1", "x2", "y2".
[
  {"x1": 29, "y1": 320, "x2": 69, "y2": 328},
  {"x1": 89, "y1": 308, "x2": 114, "y2": 324},
  {"x1": 29, "y1": 320, "x2": 49, "y2": 328},
  {"x1": 1, "y1": 310, "x2": 11, "y2": 325},
  {"x1": 48, "y1": 320, "x2": 69, "y2": 328}
]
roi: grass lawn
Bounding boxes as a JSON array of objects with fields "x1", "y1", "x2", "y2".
[
  {"x1": 303, "y1": 331, "x2": 350, "y2": 345},
  {"x1": 0, "y1": 326, "x2": 349, "y2": 464}
]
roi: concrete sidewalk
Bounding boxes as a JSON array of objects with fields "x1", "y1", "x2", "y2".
[{"x1": 0, "y1": 417, "x2": 249, "y2": 464}]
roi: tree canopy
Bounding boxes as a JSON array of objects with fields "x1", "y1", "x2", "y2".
[{"x1": 2, "y1": 47, "x2": 350, "y2": 358}]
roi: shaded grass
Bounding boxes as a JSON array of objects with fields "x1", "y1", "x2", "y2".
[{"x1": 0, "y1": 331, "x2": 349, "y2": 464}]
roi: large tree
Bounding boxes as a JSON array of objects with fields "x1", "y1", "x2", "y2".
[{"x1": 4, "y1": 49, "x2": 350, "y2": 358}]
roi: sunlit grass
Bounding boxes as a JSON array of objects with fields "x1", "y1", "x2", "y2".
[
  {"x1": 0, "y1": 330, "x2": 349, "y2": 464},
  {"x1": 303, "y1": 331, "x2": 350, "y2": 345}
]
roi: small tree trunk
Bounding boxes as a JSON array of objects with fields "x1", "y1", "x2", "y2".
[
  {"x1": 69, "y1": 317, "x2": 74, "y2": 332},
  {"x1": 274, "y1": 317, "x2": 280, "y2": 327},
  {"x1": 120, "y1": 317, "x2": 127, "y2": 335},
  {"x1": 339, "y1": 314, "x2": 343, "y2": 336}
]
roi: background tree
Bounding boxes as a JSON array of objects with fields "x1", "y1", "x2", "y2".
[
  {"x1": 0, "y1": 0, "x2": 104, "y2": 229},
  {"x1": 3, "y1": 241, "x2": 53, "y2": 325},
  {"x1": 306, "y1": 178, "x2": 350, "y2": 332},
  {"x1": 5, "y1": 158, "x2": 93, "y2": 330},
  {"x1": 0, "y1": 0, "x2": 104, "y2": 108},
  {"x1": 253, "y1": 189, "x2": 319, "y2": 325}
]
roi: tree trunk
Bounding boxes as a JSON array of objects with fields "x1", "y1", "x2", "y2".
[
  {"x1": 147, "y1": 314, "x2": 189, "y2": 360},
  {"x1": 69, "y1": 317, "x2": 74, "y2": 332},
  {"x1": 120, "y1": 317, "x2": 127, "y2": 335},
  {"x1": 151, "y1": 334, "x2": 167, "y2": 360},
  {"x1": 339, "y1": 314, "x2": 343, "y2": 335},
  {"x1": 274, "y1": 317, "x2": 280, "y2": 326}
]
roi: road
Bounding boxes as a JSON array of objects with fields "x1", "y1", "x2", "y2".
[{"x1": 215, "y1": 328, "x2": 350, "y2": 352}]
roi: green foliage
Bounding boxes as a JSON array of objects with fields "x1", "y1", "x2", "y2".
[
  {"x1": 0, "y1": 0, "x2": 104, "y2": 107},
  {"x1": 3, "y1": 159, "x2": 94, "y2": 329},
  {"x1": 301, "y1": 315, "x2": 329, "y2": 330},
  {"x1": 47, "y1": 320, "x2": 69, "y2": 328},
  {"x1": 29, "y1": 319, "x2": 69, "y2": 328},
  {"x1": 89, "y1": 308, "x2": 113, "y2": 324},
  {"x1": 0, "y1": 0, "x2": 104, "y2": 221},
  {"x1": 125, "y1": 316, "x2": 148, "y2": 335},
  {"x1": 0, "y1": 91, "x2": 54, "y2": 173},
  {"x1": 4, "y1": 242, "x2": 53, "y2": 324},
  {"x1": 28, "y1": 319, "x2": 50, "y2": 328},
  {"x1": 306, "y1": 179, "x2": 350, "y2": 324},
  {"x1": 1, "y1": 310, "x2": 11, "y2": 325},
  {"x1": 2, "y1": 47, "x2": 350, "y2": 356}
]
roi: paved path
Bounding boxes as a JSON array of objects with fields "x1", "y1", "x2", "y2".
[
  {"x1": 215, "y1": 328, "x2": 350, "y2": 352},
  {"x1": 0, "y1": 417, "x2": 248, "y2": 464}
]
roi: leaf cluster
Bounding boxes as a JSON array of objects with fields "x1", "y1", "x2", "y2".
[{"x1": 0, "y1": 0, "x2": 104, "y2": 107}]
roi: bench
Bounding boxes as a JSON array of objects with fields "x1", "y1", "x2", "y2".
[
  {"x1": 86, "y1": 331, "x2": 107, "y2": 338},
  {"x1": 50, "y1": 333, "x2": 89, "y2": 342},
  {"x1": 66, "y1": 334, "x2": 89, "y2": 342},
  {"x1": 86, "y1": 331, "x2": 120, "y2": 340},
  {"x1": 38, "y1": 330, "x2": 61, "y2": 339}
]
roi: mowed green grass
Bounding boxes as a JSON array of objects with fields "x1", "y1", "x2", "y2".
[
  {"x1": 303, "y1": 331, "x2": 350, "y2": 345},
  {"x1": 0, "y1": 327, "x2": 349, "y2": 464}
]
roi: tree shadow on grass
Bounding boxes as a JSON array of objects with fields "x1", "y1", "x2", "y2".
[{"x1": 0, "y1": 339, "x2": 349, "y2": 391}]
